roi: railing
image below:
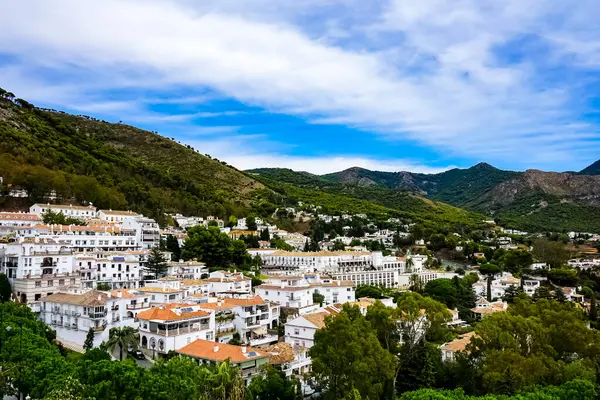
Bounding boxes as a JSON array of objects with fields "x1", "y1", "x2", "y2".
[
  {"x1": 92, "y1": 325, "x2": 106, "y2": 332},
  {"x1": 71, "y1": 311, "x2": 81, "y2": 317},
  {"x1": 111, "y1": 305, "x2": 119, "y2": 311},
  {"x1": 126, "y1": 303, "x2": 147, "y2": 310},
  {"x1": 216, "y1": 328, "x2": 236, "y2": 337},
  {"x1": 88, "y1": 312, "x2": 107, "y2": 319}
]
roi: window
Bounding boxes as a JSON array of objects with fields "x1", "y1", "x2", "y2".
[
  {"x1": 35, "y1": 281, "x2": 41, "y2": 288},
  {"x1": 47, "y1": 280, "x2": 53, "y2": 287},
  {"x1": 294, "y1": 328, "x2": 300, "y2": 335},
  {"x1": 59, "y1": 279, "x2": 65, "y2": 285}
]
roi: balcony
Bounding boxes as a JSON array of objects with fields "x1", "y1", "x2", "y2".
[
  {"x1": 126, "y1": 303, "x2": 148, "y2": 310},
  {"x1": 216, "y1": 328, "x2": 236, "y2": 337},
  {"x1": 154, "y1": 324, "x2": 210, "y2": 335},
  {"x1": 249, "y1": 334, "x2": 278, "y2": 347},
  {"x1": 88, "y1": 311, "x2": 107, "y2": 319},
  {"x1": 92, "y1": 324, "x2": 106, "y2": 332}
]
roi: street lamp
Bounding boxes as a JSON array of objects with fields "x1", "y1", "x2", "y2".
[{"x1": 151, "y1": 341, "x2": 156, "y2": 360}]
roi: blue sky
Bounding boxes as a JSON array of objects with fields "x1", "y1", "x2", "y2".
[{"x1": 1, "y1": 0, "x2": 600, "y2": 174}]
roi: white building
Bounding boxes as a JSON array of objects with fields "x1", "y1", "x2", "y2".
[
  {"x1": 203, "y1": 271, "x2": 252, "y2": 295},
  {"x1": 77, "y1": 250, "x2": 149, "y2": 289},
  {"x1": 166, "y1": 260, "x2": 208, "y2": 280},
  {"x1": 122, "y1": 217, "x2": 160, "y2": 250},
  {"x1": 137, "y1": 303, "x2": 216, "y2": 356},
  {"x1": 0, "y1": 212, "x2": 42, "y2": 227},
  {"x1": 96, "y1": 210, "x2": 140, "y2": 223},
  {"x1": 284, "y1": 308, "x2": 339, "y2": 349},
  {"x1": 255, "y1": 274, "x2": 355, "y2": 311},
  {"x1": 39, "y1": 289, "x2": 110, "y2": 333},
  {"x1": 440, "y1": 332, "x2": 475, "y2": 362},
  {"x1": 29, "y1": 203, "x2": 97, "y2": 220},
  {"x1": 198, "y1": 296, "x2": 280, "y2": 346}
]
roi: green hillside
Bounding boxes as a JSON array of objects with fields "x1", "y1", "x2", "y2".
[
  {"x1": 0, "y1": 91, "x2": 266, "y2": 222},
  {"x1": 0, "y1": 91, "x2": 486, "y2": 231},
  {"x1": 248, "y1": 168, "x2": 488, "y2": 230}
]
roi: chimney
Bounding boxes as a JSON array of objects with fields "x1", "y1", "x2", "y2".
[
  {"x1": 217, "y1": 300, "x2": 222, "y2": 306},
  {"x1": 337, "y1": 281, "x2": 340, "y2": 286},
  {"x1": 241, "y1": 345, "x2": 247, "y2": 354},
  {"x1": 117, "y1": 291, "x2": 122, "y2": 298},
  {"x1": 214, "y1": 344, "x2": 219, "y2": 352},
  {"x1": 97, "y1": 295, "x2": 102, "y2": 301}
]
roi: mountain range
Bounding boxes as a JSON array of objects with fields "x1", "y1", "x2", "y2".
[
  {"x1": 248, "y1": 160, "x2": 600, "y2": 232},
  {"x1": 0, "y1": 90, "x2": 484, "y2": 230},
  {"x1": 2, "y1": 88, "x2": 599, "y2": 233}
]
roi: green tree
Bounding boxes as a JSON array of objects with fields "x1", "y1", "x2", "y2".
[
  {"x1": 0, "y1": 273, "x2": 12, "y2": 302},
  {"x1": 247, "y1": 365, "x2": 301, "y2": 400},
  {"x1": 83, "y1": 328, "x2": 95, "y2": 352},
  {"x1": 479, "y1": 263, "x2": 502, "y2": 302},
  {"x1": 105, "y1": 326, "x2": 139, "y2": 361},
  {"x1": 424, "y1": 279, "x2": 458, "y2": 309},
  {"x1": 313, "y1": 292, "x2": 325, "y2": 306},
  {"x1": 96, "y1": 283, "x2": 110, "y2": 291},
  {"x1": 182, "y1": 226, "x2": 251, "y2": 269},
  {"x1": 532, "y1": 286, "x2": 553, "y2": 301},
  {"x1": 144, "y1": 247, "x2": 169, "y2": 278},
  {"x1": 260, "y1": 228, "x2": 270, "y2": 241},
  {"x1": 228, "y1": 215, "x2": 238, "y2": 228},
  {"x1": 310, "y1": 305, "x2": 396, "y2": 400},
  {"x1": 44, "y1": 376, "x2": 88, "y2": 400},
  {"x1": 165, "y1": 235, "x2": 181, "y2": 261},
  {"x1": 247, "y1": 215, "x2": 257, "y2": 231}
]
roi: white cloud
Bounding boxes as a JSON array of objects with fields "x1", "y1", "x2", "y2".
[{"x1": 1, "y1": 0, "x2": 600, "y2": 169}]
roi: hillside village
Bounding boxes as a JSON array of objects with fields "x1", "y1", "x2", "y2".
[{"x1": 1, "y1": 196, "x2": 600, "y2": 397}]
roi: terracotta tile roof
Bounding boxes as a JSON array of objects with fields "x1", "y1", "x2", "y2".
[
  {"x1": 440, "y1": 332, "x2": 476, "y2": 353},
  {"x1": 224, "y1": 296, "x2": 266, "y2": 306},
  {"x1": 182, "y1": 280, "x2": 208, "y2": 286},
  {"x1": 42, "y1": 290, "x2": 108, "y2": 306},
  {"x1": 136, "y1": 304, "x2": 210, "y2": 321},
  {"x1": 110, "y1": 289, "x2": 138, "y2": 299},
  {"x1": 197, "y1": 301, "x2": 234, "y2": 310},
  {"x1": 471, "y1": 302, "x2": 507, "y2": 315},
  {"x1": 0, "y1": 213, "x2": 41, "y2": 221},
  {"x1": 263, "y1": 342, "x2": 302, "y2": 364},
  {"x1": 300, "y1": 312, "x2": 332, "y2": 329},
  {"x1": 178, "y1": 339, "x2": 267, "y2": 363}
]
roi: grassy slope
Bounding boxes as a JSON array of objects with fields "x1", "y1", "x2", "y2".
[
  {"x1": 248, "y1": 168, "x2": 487, "y2": 230},
  {"x1": 0, "y1": 97, "x2": 264, "y2": 221}
]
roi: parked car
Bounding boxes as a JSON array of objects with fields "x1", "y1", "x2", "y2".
[{"x1": 128, "y1": 349, "x2": 145, "y2": 360}]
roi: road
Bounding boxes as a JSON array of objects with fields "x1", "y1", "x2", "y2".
[{"x1": 110, "y1": 344, "x2": 154, "y2": 368}]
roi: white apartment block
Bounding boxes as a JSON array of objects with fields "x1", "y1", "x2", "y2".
[
  {"x1": 284, "y1": 308, "x2": 338, "y2": 349},
  {"x1": 96, "y1": 209, "x2": 140, "y2": 223},
  {"x1": 77, "y1": 250, "x2": 149, "y2": 289},
  {"x1": 0, "y1": 212, "x2": 42, "y2": 227},
  {"x1": 30, "y1": 203, "x2": 97, "y2": 220},
  {"x1": 13, "y1": 224, "x2": 139, "y2": 252},
  {"x1": 197, "y1": 296, "x2": 280, "y2": 347},
  {"x1": 122, "y1": 217, "x2": 160, "y2": 250},
  {"x1": 39, "y1": 289, "x2": 110, "y2": 333},
  {"x1": 204, "y1": 271, "x2": 252, "y2": 295},
  {"x1": 166, "y1": 260, "x2": 208, "y2": 280},
  {"x1": 137, "y1": 304, "x2": 215, "y2": 356},
  {"x1": 255, "y1": 275, "x2": 355, "y2": 310}
]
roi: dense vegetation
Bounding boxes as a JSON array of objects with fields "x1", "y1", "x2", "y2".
[
  {"x1": 249, "y1": 170, "x2": 488, "y2": 231},
  {"x1": 0, "y1": 90, "x2": 266, "y2": 223},
  {"x1": 252, "y1": 162, "x2": 600, "y2": 233},
  {"x1": 310, "y1": 296, "x2": 600, "y2": 399}
]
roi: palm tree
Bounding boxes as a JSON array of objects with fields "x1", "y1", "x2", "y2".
[
  {"x1": 207, "y1": 360, "x2": 245, "y2": 400},
  {"x1": 106, "y1": 326, "x2": 139, "y2": 361},
  {"x1": 405, "y1": 257, "x2": 414, "y2": 273}
]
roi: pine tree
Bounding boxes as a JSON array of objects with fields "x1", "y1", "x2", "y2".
[
  {"x1": 0, "y1": 273, "x2": 12, "y2": 302},
  {"x1": 303, "y1": 240, "x2": 310, "y2": 252},
  {"x1": 83, "y1": 327, "x2": 95, "y2": 352},
  {"x1": 165, "y1": 235, "x2": 181, "y2": 261},
  {"x1": 144, "y1": 247, "x2": 169, "y2": 279},
  {"x1": 260, "y1": 228, "x2": 270, "y2": 241},
  {"x1": 554, "y1": 287, "x2": 567, "y2": 303}
]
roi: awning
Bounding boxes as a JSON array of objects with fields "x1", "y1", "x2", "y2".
[{"x1": 251, "y1": 326, "x2": 268, "y2": 335}]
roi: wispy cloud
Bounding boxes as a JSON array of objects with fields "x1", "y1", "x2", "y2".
[{"x1": 1, "y1": 0, "x2": 600, "y2": 170}]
